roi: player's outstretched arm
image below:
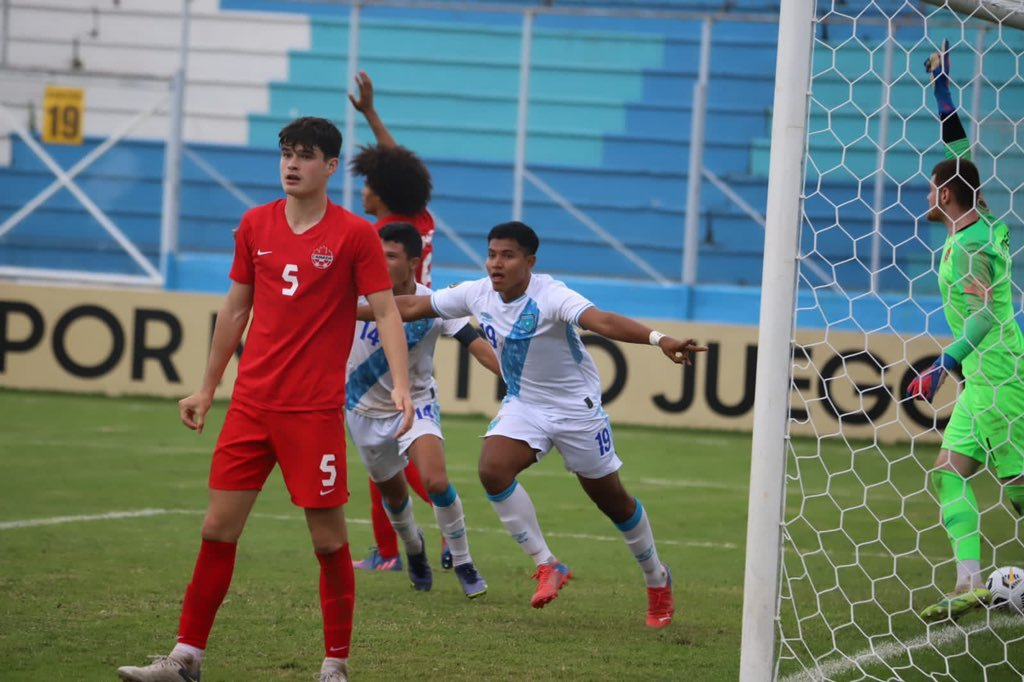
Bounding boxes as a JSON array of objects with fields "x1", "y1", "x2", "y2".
[
  {"x1": 348, "y1": 71, "x2": 398, "y2": 149},
  {"x1": 356, "y1": 295, "x2": 437, "y2": 322},
  {"x1": 366, "y1": 289, "x2": 415, "y2": 435},
  {"x1": 577, "y1": 307, "x2": 707, "y2": 366},
  {"x1": 179, "y1": 282, "x2": 253, "y2": 433}
]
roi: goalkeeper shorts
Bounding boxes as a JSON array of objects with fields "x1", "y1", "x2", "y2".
[{"x1": 942, "y1": 382, "x2": 1024, "y2": 478}]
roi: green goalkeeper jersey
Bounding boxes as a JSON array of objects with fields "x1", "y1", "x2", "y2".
[{"x1": 938, "y1": 137, "x2": 1024, "y2": 385}]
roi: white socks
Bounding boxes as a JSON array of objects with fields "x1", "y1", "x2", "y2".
[
  {"x1": 383, "y1": 496, "x2": 423, "y2": 555},
  {"x1": 170, "y1": 643, "x2": 204, "y2": 668},
  {"x1": 615, "y1": 499, "x2": 667, "y2": 588},
  {"x1": 956, "y1": 559, "x2": 984, "y2": 591},
  {"x1": 430, "y1": 484, "x2": 472, "y2": 566},
  {"x1": 486, "y1": 480, "x2": 554, "y2": 566},
  {"x1": 321, "y1": 657, "x2": 347, "y2": 674}
]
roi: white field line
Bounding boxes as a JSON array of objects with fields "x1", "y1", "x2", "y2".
[
  {"x1": 4, "y1": 441, "x2": 736, "y2": 491},
  {"x1": 0, "y1": 508, "x2": 738, "y2": 550},
  {"x1": 780, "y1": 613, "x2": 1024, "y2": 682},
  {"x1": 444, "y1": 464, "x2": 735, "y2": 490}
]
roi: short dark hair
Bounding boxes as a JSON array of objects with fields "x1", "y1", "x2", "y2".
[
  {"x1": 350, "y1": 144, "x2": 432, "y2": 215},
  {"x1": 379, "y1": 222, "x2": 423, "y2": 259},
  {"x1": 932, "y1": 157, "x2": 982, "y2": 210},
  {"x1": 488, "y1": 221, "x2": 539, "y2": 256},
  {"x1": 278, "y1": 117, "x2": 342, "y2": 160}
]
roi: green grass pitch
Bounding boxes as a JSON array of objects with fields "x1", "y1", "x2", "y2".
[{"x1": 1, "y1": 389, "x2": 1022, "y2": 680}]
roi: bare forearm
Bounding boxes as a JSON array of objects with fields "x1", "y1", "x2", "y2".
[
  {"x1": 468, "y1": 338, "x2": 501, "y2": 376},
  {"x1": 359, "y1": 297, "x2": 432, "y2": 322},
  {"x1": 363, "y1": 109, "x2": 398, "y2": 148},
  {"x1": 200, "y1": 305, "x2": 249, "y2": 395},
  {"x1": 582, "y1": 310, "x2": 652, "y2": 344}
]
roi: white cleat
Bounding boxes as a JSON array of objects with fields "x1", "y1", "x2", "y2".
[
  {"x1": 117, "y1": 653, "x2": 201, "y2": 681},
  {"x1": 318, "y1": 660, "x2": 350, "y2": 682}
]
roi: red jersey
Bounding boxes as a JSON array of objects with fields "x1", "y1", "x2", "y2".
[
  {"x1": 229, "y1": 199, "x2": 391, "y2": 411},
  {"x1": 376, "y1": 209, "x2": 435, "y2": 287}
]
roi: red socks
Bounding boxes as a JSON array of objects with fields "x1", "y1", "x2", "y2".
[
  {"x1": 317, "y1": 545, "x2": 355, "y2": 659},
  {"x1": 369, "y1": 481, "x2": 400, "y2": 559},
  {"x1": 177, "y1": 539, "x2": 237, "y2": 649}
]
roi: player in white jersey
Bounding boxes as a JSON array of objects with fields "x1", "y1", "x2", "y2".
[
  {"x1": 346, "y1": 222, "x2": 499, "y2": 598},
  {"x1": 361, "y1": 221, "x2": 707, "y2": 627}
]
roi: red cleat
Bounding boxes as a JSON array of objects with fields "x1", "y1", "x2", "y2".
[
  {"x1": 646, "y1": 563, "x2": 674, "y2": 628},
  {"x1": 531, "y1": 561, "x2": 571, "y2": 608}
]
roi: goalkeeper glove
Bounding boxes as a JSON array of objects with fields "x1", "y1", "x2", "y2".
[
  {"x1": 907, "y1": 353, "x2": 958, "y2": 402},
  {"x1": 924, "y1": 38, "x2": 955, "y2": 116}
]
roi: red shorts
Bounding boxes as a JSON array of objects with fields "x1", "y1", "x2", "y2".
[{"x1": 210, "y1": 402, "x2": 348, "y2": 508}]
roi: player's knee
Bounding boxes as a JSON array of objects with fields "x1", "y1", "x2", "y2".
[
  {"x1": 478, "y1": 459, "x2": 512, "y2": 496},
  {"x1": 420, "y1": 472, "x2": 449, "y2": 497},
  {"x1": 312, "y1": 538, "x2": 345, "y2": 555},
  {"x1": 200, "y1": 516, "x2": 243, "y2": 543}
]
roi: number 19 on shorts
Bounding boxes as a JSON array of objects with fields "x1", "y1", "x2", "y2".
[{"x1": 595, "y1": 428, "x2": 613, "y2": 457}]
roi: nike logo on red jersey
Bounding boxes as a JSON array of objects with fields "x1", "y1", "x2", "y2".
[{"x1": 257, "y1": 249, "x2": 272, "y2": 256}]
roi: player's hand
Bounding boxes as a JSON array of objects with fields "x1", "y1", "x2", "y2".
[
  {"x1": 179, "y1": 390, "x2": 213, "y2": 433},
  {"x1": 658, "y1": 337, "x2": 708, "y2": 366},
  {"x1": 348, "y1": 70, "x2": 375, "y2": 114},
  {"x1": 907, "y1": 353, "x2": 958, "y2": 402},
  {"x1": 391, "y1": 387, "x2": 415, "y2": 437},
  {"x1": 924, "y1": 39, "x2": 954, "y2": 115}
]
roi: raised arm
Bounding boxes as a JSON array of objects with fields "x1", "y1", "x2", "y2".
[
  {"x1": 179, "y1": 282, "x2": 253, "y2": 433},
  {"x1": 365, "y1": 289, "x2": 415, "y2": 434},
  {"x1": 926, "y1": 39, "x2": 975, "y2": 164},
  {"x1": 348, "y1": 71, "x2": 398, "y2": 149},
  {"x1": 577, "y1": 307, "x2": 707, "y2": 366}
]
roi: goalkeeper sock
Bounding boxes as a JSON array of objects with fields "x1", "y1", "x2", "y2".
[
  {"x1": 1005, "y1": 484, "x2": 1024, "y2": 516},
  {"x1": 931, "y1": 470, "x2": 982, "y2": 589},
  {"x1": 486, "y1": 480, "x2": 554, "y2": 566},
  {"x1": 383, "y1": 496, "x2": 424, "y2": 555},
  {"x1": 430, "y1": 484, "x2": 472, "y2": 566},
  {"x1": 614, "y1": 498, "x2": 667, "y2": 588}
]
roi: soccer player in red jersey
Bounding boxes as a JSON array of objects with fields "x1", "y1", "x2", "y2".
[
  {"x1": 349, "y1": 70, "x2": 436, "y2": 285},
  {"x1": 117, "y1": 117, "x2": 413, "y2": 682},
  {"x1": 348, "y1": 71, "x2": 449, "y2": 571}
]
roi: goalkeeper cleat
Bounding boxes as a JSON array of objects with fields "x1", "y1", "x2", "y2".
[
  {"x1": 407, "y1": 529, "x2": 433, "y2": 591},
  {"x1": 530, "y1": 561, "x2": 571, "y2": 608},
  {"x1": 919, "y1": 587, "x2": 991, "y2": 622},
  {"x1": 117, "y1": 653, "x2": 201, "y2": 682},
  {"x1": 454, "y1": 562, "x2": 488, "y2": 599},
  {"x1": 318, "y1": 660, "x2": 349, "y2": 682},
  {"x1": 441, "y1": 537, "x2": 453, "y2": 570},
  {"x1": 646, "y1": 563, "x2": 675, "y2": 628}
]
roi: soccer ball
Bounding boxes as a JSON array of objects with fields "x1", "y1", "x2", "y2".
[{"x1": 985, "y1": 566, "x2": 1024, "y2": 615}]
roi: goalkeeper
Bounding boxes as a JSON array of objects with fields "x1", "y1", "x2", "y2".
[{"x1": 908, "y1": 40, "x2": 1024, "y2": 622}]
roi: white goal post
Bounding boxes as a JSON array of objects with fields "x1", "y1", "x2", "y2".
[{"x1": 741, "y1": 0, "x2": 1024, "y2": 680}]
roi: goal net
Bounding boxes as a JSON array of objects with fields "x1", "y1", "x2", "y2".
[{"x1": 745, "y1": 1, "x2": 1024, "y2": 680}]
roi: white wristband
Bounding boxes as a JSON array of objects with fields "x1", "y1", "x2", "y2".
[{"x1": 649, "y1": 331, "x2": 665, "y2": 346}]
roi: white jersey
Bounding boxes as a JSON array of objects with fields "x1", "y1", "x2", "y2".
[
  {"x1": 346, "y1": 283, "x2": 469, "y2": 416},
  {"x1": 431, "y1": 273, "x2": 601, "y2": 418}
]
